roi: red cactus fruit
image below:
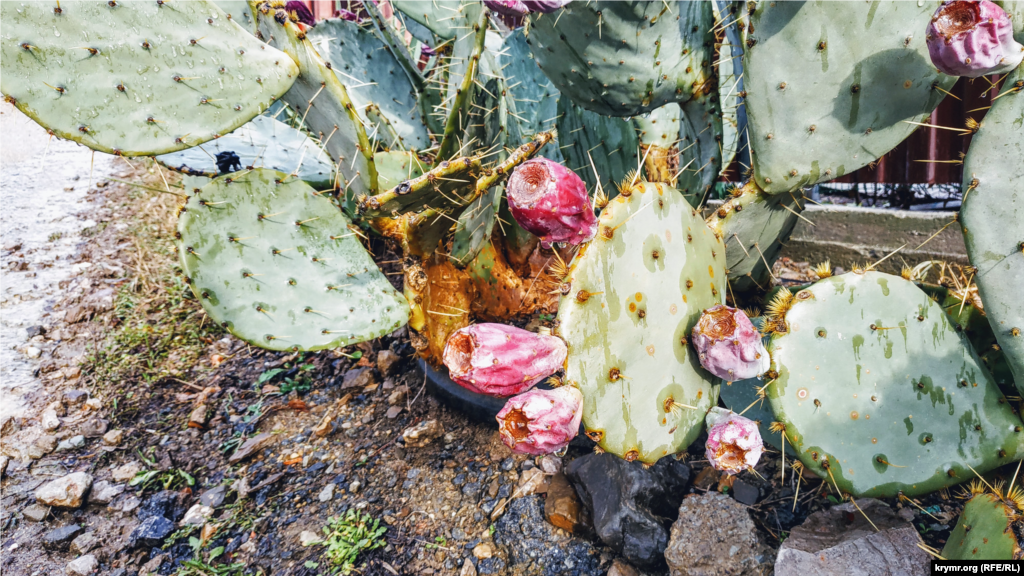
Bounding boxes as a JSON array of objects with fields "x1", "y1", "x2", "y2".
[
  {"x1": 496, "y1": 386, "x2": 583, "y2": 455},
  {"x1": 705, "y1": 408, "x2": 764, "y2": 475},
  {"x1": 506, "y1": 158, "x2": 598, "y2": 248},
  {"x1": 691, "y1": 305, "x2": 769, "y2": 381},
  {"x1": 484, "y1": 0, "x2": 529, "y2": 16},
  {"x1": 442, "y1": 323, "x2": 567, "y2": 397},
  {"x1": 927, "y1": 0, "x2": 1024, "y2": 77},
  {"x1": 522, "y1": 0, "x2": 573, "y2": 13},
  {"x1": 285, "y1": 1, "x2": 316, "y2": 26}
]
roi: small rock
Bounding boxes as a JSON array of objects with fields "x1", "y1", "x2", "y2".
[
  {"x1": 897, "y1": 506, "x2": 916, "y2": 522},
  {"x1": 228, "y1": 433, "x2": 275, "y2": 464},
  {"x1": 84, "y1": 398, "x2": 102, "y2": 411},
  {"x1": 544, "y1": 472, "x2": 584, "y2": 533},
  {"x1": 139, "y1": 490, "x2": 187, "y2": 522},
  {"x1": 608, "y1": 560, "x2": 639, "y2": 576},
  {"x1": 62, "y1": 390, "x2": 89, "y2": 408},
  {"x1": 36, "y1": 472, "x2": 94, "y2": 509},
  {"x1": 25, "y1": 346, "x2": 42, "y2": 358},
  {"x1": 139, "y1": 554, "x2": 165, "y2": 576},
  {"x1": 23, "y1": 503, "x2": 50, "y2": 522},
  {"x1": 460, "y1": 559, "x2": 478, "y2": 576},
  {"x1": 80, "y1": 417, "x2": 109, "y2": 438},
  {"x1": 539, "y1": 455, "x2": 562, "y2": 475},
  {"x1": 26, "y1": 325, "x2": 46, "y2": 338},
  {"x1": 71, "y1": 532, "x2": 100, "y2": 555},
  {"x1": 732, "y1": 478, "x2": 760, "y2": 506},
  {"x1": 693, "y1": 466, "x2": 720, "y2": 490},
  {"x1": 88, "y1": 480, "x2": 124, "y2": 504},
  {"x1": 402, "y1": 419, "x2": 444, "y2": 448},
  {"x1": 129, "y1": 515, "x2": 175, "y2": 548},
  {"x1": 181, "y1": 504, "x2": 214, "y2": 527},
  {"x1": 111, "y1": 461, "x2": 141, "y2": 482},
  {"x1": 342, "y1": 367, "x2": 377, "y2": 389},
  {"x1": 189, "y1": 404, "x2": 209, "y2": 428},
  {"x1": 41, "y1": 409, "x2": 61, "y2": 432},
  {"x1": 376, "y1": 350, "x2": 401, "y2": 376},
  {"x1": 299, "y1": 530, "x2": 321, "y2": 547},
  {"x1": 319, "y1": 483, "x2": 336, "y2": 502},
  {"x1": 349, "y1": 480, "x2": 362, "y2": 493},
  {"x1": 56, "y1": 435, "x2": 86, "y2": 451},
  {"x1": 387, "y1": 386, "x2": 408, "y2": 406},
  {"x1": 102, "y1": 429, "x2": 124, "y2": 446},
  {"x1": 29, "y1": 434, "x2": 59, "y2": 458},
  {"x1": 665, "y1": 492, "x2": 768, "y2": 576},
  {"x1": 516, "y1": 467, "x2": 548, "y2": 497},
  {"x1": 199, "y1": 485, "x2": 227, "y2": 508},
  {"x1": 108, "y1": 494, "x2": 141, "y2": 514},
  {"x1": 774, "y1": 498, "x2": 931, "y2": 576},
  {"x1": 473, "y1": 543, "x2": 494, "y2": 559},
  {"x1": 43, "y1": 524, "x2": 83, "y2": 550},
  {"x1": 386, "y1": 406, "x2": 404, "y2": 419},
  {"x1": 66, "y1": 554, "x2": 98, "y2": 576}
]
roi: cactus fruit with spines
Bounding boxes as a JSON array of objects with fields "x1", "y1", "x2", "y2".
[
  {"x1": 556, "y1": 180, "x2": 726, "y2": 463},
  {"x1": 958, "y1": 67, "x2": 1024, "y2": 396},
  {"x1": 177, "y1": 169, "x2": 409, "y2": 351},
  {"x1": 767, "y1": 271, "x2": 1024, "y2": 497},
  {"x1": 0, "y1": 0, "x2": 298, "y2": 156}
]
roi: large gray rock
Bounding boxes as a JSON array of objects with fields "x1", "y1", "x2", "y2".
[
  {"x1": 665, "y1": 492, "x2": 769, "y2": 576},
  {"x1": 35, "y1": 472, "x2": 93, "y2": 509},
  {"x1": 774, "y1": 499, "x2": 930, "y2": 576}
]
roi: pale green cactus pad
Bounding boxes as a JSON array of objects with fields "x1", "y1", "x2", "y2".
[
  {"x1": 558, "y1": 181, "x2": 726, "y2": 463},
  {"x1": 392, "y1": 0, "x2": 462, "y2": 40},
  {"x1": 307, "y1": 19, "x2": 430, "y2": 151},
  {"x1": 178, "y1": 168, "x2": 409, "y2": 351},
  {"x1": 0, "y1": 0, "x2": 297, "y2": 156},
  {"x1": 156, "y1": 115, "x2": 334, "y2": 189},
  {"x1": 706, "y1": 182, "x2": 804, "y2": 292},
  {"x1": 373, "y1": 151, "x2": 426, "y2": 191},
  {"x1": 213, "y1": 1, "x2": 256, "y2": 32},
  {"x1": 529, "y1": 1, "x2": 715, "y2": 117},
  {"x1": 743, "y1": 1, "x2": 955, "y2": 194},
  {"x1": 942, "y1": 492, "x2": 1021, "y2": 560},
  {"x1": 960, "y1": 68, "x2": 1024, "y2": 395},
  {"x1": 768, "y1": 271, "x2": 1024, "y2": 498}
]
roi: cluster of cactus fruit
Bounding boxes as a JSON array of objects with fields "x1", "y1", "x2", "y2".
[{"x1": 3, "y1": 0, "x2": 1023, "y2": 553}]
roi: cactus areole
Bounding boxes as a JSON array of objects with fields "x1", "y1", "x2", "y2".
[
  {"x1": 692, "y1": 305, "x2": 770, "y2": 381},
  {"x1": 442, "y1": 324, "x2": 567, "y2": 397},
  {"x1": 506, "y1": 158, "x2": 598, "y2": 247},
  {"x1": 927, "y1": 0, "x2": 1024, "y2": 77},
  {"x1": 705, "y1": 408, "x2": 764, "y2": 475},
  {"x1": 496, "y1": 386, "x2": 583, "y2": 455}
]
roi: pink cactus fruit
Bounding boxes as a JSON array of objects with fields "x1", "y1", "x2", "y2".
[
  {"x1": 484, "y1": 0, "x2": 529, "y2": 16},
  {"x1": 704, "y1": 407, "x2": 763, "y2": 475},
  {"x1": 506, "y1": 158, "x2": 598, "y2": 248},
  {"x1": 496, "y1": 386, "x2": 583, "y2": 455},
  {"x1": 522, "y1": 0, "x2": 573, "y2": 13},
  {"x1": 285, "y1": 1, "x2": 317, "y2": 26},
  {"x1": 926, "y1": 0, "x2": 1024, "y2": 77},
  {"x1": 442, "y1": 323, "x2": 567, "y2": 397},
  {"x1": 691, "y1": 305, "x2": 769, "y2": 381}
]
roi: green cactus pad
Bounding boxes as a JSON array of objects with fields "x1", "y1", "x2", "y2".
[
  {"x1": 373, "y1": 151, "x2": 426, "y2": 191},
  {"x1": 500, "y1": 30, "x2": 559, "y2": 140},
  {"x1": 306, "y1": 19, "x2": 429, "y2": 151},
  {"x1": 558, "y1": 181, "x2": 727, "y2": 463},
  {"x1": 435, "y1": 2, "x2": 487, "y2": 163},
  {"x1": 451, "y1": 186, "x2": 501, "y2": 266},
  {"x1": 529, "y1": 2, "x2": 715, "y2": 117},
  {"x1": 156, "y1": 115, "x2": 334, "y2": 189},
  {"x1": 677, "y1": 97, "x2": 723, "y2": 205},
  {"x1": 213, "y1": 1, "x2": 256, "y2": 32},
  {"x1": 178, "y1": 168, "x2": 408, "y2": 351},
  {"x1": 357, "y1": 155, "x2": 482, "y2": 217},
  {"x1": 768, "y1": 271, "x2": 1024, "y2": 498},
  {"x1": 391, "y1": 0, "x2": 462, "y2": 40},
  {"x1": 714, "y1": 0, "x2": 747, "y2": 176},
  {"x1": 960, "y1": 68, "x2": 1024, "y2": 395},
  {"x1": 743, "y1": 1, "x2": 955, "y2": 194},
  {"x1": 706, "y1": 182, "x2": 804, "y2": 292},
  {"x1": 557, "y1": 97, "x2": 640, "y2": 195},
  {"x1": 254, "y1": 10, "x2": 375, "y2": 200},
  {"x1": 0, "y1": 0, "x2": 297, "y2": 156},
  {"x1": 635, "y1": 104, "x2": 681, "y2": 149},
  {"x1": 942, "y1": 492, "x2": 1021, "y2": 560}
]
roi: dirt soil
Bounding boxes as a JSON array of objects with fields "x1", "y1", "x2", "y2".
[{"x1": 0, "y1": 161, "x2": 987, "y2": 576}]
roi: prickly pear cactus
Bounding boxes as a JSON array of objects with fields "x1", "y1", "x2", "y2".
[
  {"x1": 635, "y1": 104, "x2": 682, "y2": 186},
  {"x1": 942, "y1": 489, "x2": 1022, "y2": 560},
  {"x1": 677, "y1": 96, "x2": 723, "y2": 206},
  {"x1": 556, "y1": 97, "x2": 640, "y2": 194},
  {"x1": 373, "y1": 151, "x2": 426, "y2": 190},
  {"x1": 706, "y1": 181, "x2": 805, "y2": 292},
  {"x1": 499, "y1": 30, "x2": 560, "y2": 145},
  {"x1": 358, "y1": 156, "x2": 482, "y2": 217},
  {"x1": 959, "y1": 67, "x2": 1024, "y2": 395},
  {"x1": 557, "y1": 180, "x2": 727, "y2": 463},
  {"x1": 529, "y1": 1, "x2": 715, "y2": 117},
  {"x1": 767, "y1": 271, "x2": 1024, "y2": 497},
  {"x1": 0, "y1": 0, "x2": 297, "y2": 156},
  {"x1": 392, "y1": 0, "x2": 462, "y2": 40},
  {"x1": 156, "y1": 115, "x2": 335, "y2": 189},
  {"x1": 307, "y1": 19, "x2": 430, "y2": 151},
  {"x1": 743, "y1": 1, "x2": 955, "y2": 194},
  {"x1": 177, "y1": 168, "x2": 409, "y2": 351}
]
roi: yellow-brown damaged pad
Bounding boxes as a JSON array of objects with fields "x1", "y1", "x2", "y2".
[{"x1": 557, "y1": 181, "x2": 727, "y2": 463}]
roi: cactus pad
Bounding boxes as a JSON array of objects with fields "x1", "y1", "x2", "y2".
[
  {"x1": 959, "y1": 68, "x2": 1024, "y2": 395},
  {"x1": 0, "y1": 0, "x2": 297, "y2": 156},
  {"x1": 558, "y1": 181, "x2": 727, "y2": 463},
  {"x1": 392, "y1": 0, "x2": 462, "y2": 40},
  {"x1": 373, "y1": 151, "x2": 426, "y2": 191},
  {"x1": 942, "y1": 491, "x2": 1022, "y2": 560},
  {"x1": 743, "y1": 1, "x2": 955, "y2": 194},
  {"x1": 529, "y1": 2, "x2": 714, "y2": 117},
  {"x1": 156, "y1": 115, "x2": 334, "y2": 189},
  {"x1": 307, "y1": 19, "x2": 430, "y2": 151},
  {"x1": 768, "y1": 271, "x2": 1024, "y2": 497},
  {"x1": 178, "y1": 168, "x2": 408, "y2": 351},
  {"x1": 557, "y1": 97, "x2": 640, "y2": 195}
]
